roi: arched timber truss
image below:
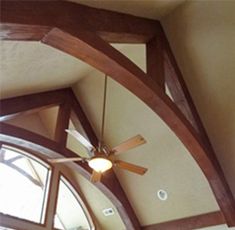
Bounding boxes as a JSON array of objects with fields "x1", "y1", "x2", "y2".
[{"x1": 0, "y1": 1, "x2": 235, "y2": 228}]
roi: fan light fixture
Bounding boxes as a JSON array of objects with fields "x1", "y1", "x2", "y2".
[
  {"x1": 88, "y1": 157, "x2": 112, "y2": 173},
  {"x1": 49, "y1": 75, "x2": 148, "y2": 183}
]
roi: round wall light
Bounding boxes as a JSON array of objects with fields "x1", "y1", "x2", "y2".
[{"x1": 157, "y1": 189, "x2": 168, "y2": 201}]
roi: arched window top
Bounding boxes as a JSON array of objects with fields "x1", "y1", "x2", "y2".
[
  {"x1": 0, "y1": 144, "x2": 94, "y2": 230},
  {"x1": 55, "y1": 176, "x2": 92, "y2": 230}
]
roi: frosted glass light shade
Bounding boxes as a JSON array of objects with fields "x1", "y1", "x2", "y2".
[{"x1": 88, "y1": 157, "x2": 112, "y2": 173}]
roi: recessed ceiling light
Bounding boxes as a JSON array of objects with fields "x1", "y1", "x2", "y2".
[
  {"x1": 157, "y1": 189, "x2": 168, "y2": 201},
  {"x1": 102, "y1": 208, "x2": 115, "y2": 216}
]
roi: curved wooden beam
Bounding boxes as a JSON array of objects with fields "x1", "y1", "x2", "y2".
[
  {"x1": 0, "y1": 122, "x2": 140, "y2": 230},
  {"x1": 0, "y1": 0, "x2": 235, "y2": 226},
  {"x1": 41, "y1": 28, "x2": 235, "y2": 225}
]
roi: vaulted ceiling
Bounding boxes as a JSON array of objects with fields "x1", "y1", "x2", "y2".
[{"x1": 0, "y1": 1, "x2": 235, "y2": 230}]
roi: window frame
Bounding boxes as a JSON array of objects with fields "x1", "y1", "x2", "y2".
[{"x1": 0, "y1": 143, "x2": 95, "y2": 230}]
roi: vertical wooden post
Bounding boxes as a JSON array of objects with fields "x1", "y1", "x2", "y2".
[{"x1": 54, "y1": 98, "x2": 71, "y2": 148}]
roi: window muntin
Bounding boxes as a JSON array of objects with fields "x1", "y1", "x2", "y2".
[
  {"x1": 0, "y1": 145, "x2": 51, "y2": 224},
  {"x1": 54, "y1": 176, "x2": 91, "y2": 230}
]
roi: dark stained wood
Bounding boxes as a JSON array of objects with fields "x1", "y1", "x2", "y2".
[
  {"x1": 160, "y1": 26, "x2": 220, "y2": 165},
  {"x1": 0, "y1": 105, "x2": 55, "y2": 122},
  {"x1": 41, "y1": 28, "x2": 235, "y2": 226},
  {"x1": 54, "y1": 100, "x2": 71, "y2": 148},
  {"x1": 0, "y1": 0, "x2": 160, "y2": 43},
  {"x1": 1, "y1": 1, "x2": 235, "y2": 226},
  {"x1": 162, "y1": 37, "x2": 200, "y2": 134},
  {"x1": 0, "y1": 213, "x2": 45, "y2": 230},
  {"x1": 0, "y1": 89, "x2": 69, "y2": 119},
  {"x1": 69, "y1": 90, "x2": 99, "y2": 147},
  {"x1": 146, "y1": 36, "x2": 165, "y2": 90},
  {"x1": 159, "y1": 26, "x2": 235, "y2": 226},
  {"x1": 0, "y1": 123, "x2": 141, "y2": 230},
  {"x1": 68, "y1": 91, "x2": 141, "y2": 229},
  {"x1": 142, "y1": 211, "x2": 225, "y2": 230},
  {"x1": 0, "y1": 23, "x2": 51, "y2": 41},
  {"x1": 0, "y1": 88, "x2": 98, "y2": 147}
]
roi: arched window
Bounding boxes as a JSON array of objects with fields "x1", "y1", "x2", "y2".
[
  {"x1": 0, "y1": 144, "x2": 94, "y2": 230},
  {"x1": 54, "y1": 176, "x2": 91, "y2": 230}
]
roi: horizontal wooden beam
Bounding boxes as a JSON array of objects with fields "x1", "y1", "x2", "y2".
[
  {"x1": 0, "y1": 23, "x2": 51, "y2": 41},
  {"x1": 0, "y1": 105, "x2": 56, "y2": 122},
  {"x1": 0, "y1": 89, "x2": 69, "y2": 119},
  {"x1": 0, "y1": 0, "x2": 160, "y2": 43},
  {"x1": 0, "y1": 213, "x2": 45, "y2": 230},
  {"x1": 142, "y1": 211, "x2": 225, "y2": 230}
]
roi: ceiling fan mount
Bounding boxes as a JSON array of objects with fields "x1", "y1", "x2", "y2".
[{"x1": 48, "y1": 75, "x2": 148, "y2": 182}]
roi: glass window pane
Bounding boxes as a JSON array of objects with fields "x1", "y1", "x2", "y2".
[
  {"x1": 54, "y1": 177, "x2": 91, "y2": 230},
  {"x1": 0, "y1": 145, "x2": 51, "y2": 224}
]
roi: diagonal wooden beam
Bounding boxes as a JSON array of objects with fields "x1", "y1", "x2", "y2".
[
  {"x1": 146, "y1": 36, "x2": 165, "y2": 90},
  {"x1": 0, "y1": 89, "x2": 69, "y2": 121},
  {"x1": 0, "y1": 0, "x2": 160, "y2": 43},
  {"x1": 142, "y1": 211, "x2": 225, "y2": 230},
  {"x1": 160, "y1": 26, "x2": 216, "y2": 157},
  {"x1": 69, "y1": 90, "x2": 99, "y2": 147},
  {"x1": 159, "y1": 26, "x2": 235, "y2": 225},
  {"x1": 68, "y1": 90, "x2": 141, "y2": 229},
  {"x1": 0, "y1": 122, "x2": 141, "y2": 230}
]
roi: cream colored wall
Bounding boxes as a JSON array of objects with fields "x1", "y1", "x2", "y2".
[
  {"x1": 5, "y1": 113, "x2": 50, "y2": 138},
  {"x1": 67, "y1": 167, "x2": 126, "y2": 230},
  {"x1": 162, "y1": 0, "x2": 235, "y2": 196},
  {"x1": 73, "y1": 70, "x2": 219, "y2": 225},
  {"x1": 39, "y1": 107, "x2": 59, "y2": 139},
  {"x1": 0, "y1": 41, "x2": 88, "y2": 99}
]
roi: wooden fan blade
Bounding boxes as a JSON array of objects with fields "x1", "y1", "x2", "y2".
[
  {"x1": 48, "y1": 157, "x2": 83, "y2": 163},
  {"x1": 115, "y1": 160, "x2": 147, "y2": 175},
  {"x1": 90, "y1": 170, "x2": 102, "y2": 183},
  {"x1": 66, "y1": 129, "x2": 95, "y2": 151},
  {"x1": 111, "y1": 135, "x2": 146, "y2": 154}
]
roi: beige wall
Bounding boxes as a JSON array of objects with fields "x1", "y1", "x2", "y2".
[
  {"x1": 162, "y1": 0, "x2": 235, "y2": 196},
  {"x1": 6, "y1": 113, "x2": 50, "y2": 138}
]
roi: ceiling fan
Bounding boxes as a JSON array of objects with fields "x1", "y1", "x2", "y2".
[{"x1": 48, "y1": 75, "x2": 148, "y2": 182}]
